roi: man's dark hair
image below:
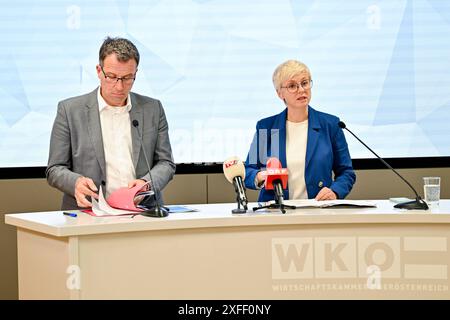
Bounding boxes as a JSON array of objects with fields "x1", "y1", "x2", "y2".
[{"x1": 99, "y1": 37, "x2": 140, "y2": 66}]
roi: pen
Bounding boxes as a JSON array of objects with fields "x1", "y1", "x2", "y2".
[{"x1": 63, "y1": 212, "x2": 77, "y2": 218}]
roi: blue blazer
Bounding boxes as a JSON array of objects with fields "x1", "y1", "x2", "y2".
[{"x1": 244, "y1": 106, "x2": 356, "y2": 202}]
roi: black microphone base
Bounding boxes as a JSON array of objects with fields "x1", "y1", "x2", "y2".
[
  {"x1": 253, "y1": 203, "x2": 297, "y2": 214},
  {"x1": 140, "y1": 205, "x2": 169, "y2": 218},
  {"x1": 231, "y1": 195, "x2": 248, "y2": 214},
  {"x1": 394, "y1": 198, "x2": 429, "y2": 210}
]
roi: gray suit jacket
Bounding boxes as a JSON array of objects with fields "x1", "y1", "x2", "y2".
[{"x1": 46, "y1": 88, "x2": 176, "y2": 210}]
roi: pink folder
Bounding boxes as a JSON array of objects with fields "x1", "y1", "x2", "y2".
[{"x1": 106, "y1": 182, "x2": 151, "y2": 212}]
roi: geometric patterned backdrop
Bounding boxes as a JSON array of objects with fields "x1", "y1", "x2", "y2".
[{"x1": 1, "y1": 0, "x2": 449, "y2": 166}]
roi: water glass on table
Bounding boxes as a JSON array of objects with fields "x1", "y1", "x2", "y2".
[{"x1": 423, "y1": 177, "x2": 440, "y2": 206}]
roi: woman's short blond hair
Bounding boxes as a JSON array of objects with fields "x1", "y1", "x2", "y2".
[{"x1": 272, "y1": 60, "x2": 311, "y2": 90}]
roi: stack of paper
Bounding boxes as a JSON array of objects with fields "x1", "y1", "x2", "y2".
[
  {"x1": 89, "y1": 186, "x2": 199, "y2": 217},
  {"x1": 261, "y1": 199, "x2": 377, "y2": 208}
]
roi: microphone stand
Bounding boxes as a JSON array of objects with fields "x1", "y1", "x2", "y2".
[
  {"x1": 232, "y1": 176, "x2": 248, "y2": 214},
  {"x1": 341, "y1": 123, "x2": 428, "y2": 210},
  {"x1": 132, "y1": 120, "x2": 169, "y2": 218},
  {"x1": 253, "y1": 181, "x2": 296, "y2": 214},
  {"x1": 233, "y1": 194, "x2": 248, "y2": 214}
]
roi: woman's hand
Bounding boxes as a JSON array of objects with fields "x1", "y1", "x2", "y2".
[
  {"x1": 256, "y1": 170, "x2": 267, "y2": 186},
  {"x1": 315, "y1": 187, "x2": 337, "y2": 201}
]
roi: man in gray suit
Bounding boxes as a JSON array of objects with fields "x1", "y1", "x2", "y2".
[{"x1": 46, "y1": 37, "x2": 175, "y2": 210}]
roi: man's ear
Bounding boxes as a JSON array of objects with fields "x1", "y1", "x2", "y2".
[{"x1": 96, "y1": 65, "x2": 102, "y2": 79}]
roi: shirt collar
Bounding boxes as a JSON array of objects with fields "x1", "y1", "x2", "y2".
[{"x1": 97, "y1": 87, "x2": 132, "y2": 112}]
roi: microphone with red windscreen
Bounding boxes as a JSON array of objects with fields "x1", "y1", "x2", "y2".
[{"x1": 264, "y1": 157, "x2": 289, "y2": 205}]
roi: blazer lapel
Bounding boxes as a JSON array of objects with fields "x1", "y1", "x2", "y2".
[
  {"x1": 305, "y1": 106, "x2": 321, "y2": 170},
  {"x1": 86, "y1": 88, "x2": 106, "y2": 177},
  {"x1": 129, "y1": 94, "x2": 143, "y2": 169},
  {"x1": 273, "y1": 109, "x2": 288, "y2": 168}
]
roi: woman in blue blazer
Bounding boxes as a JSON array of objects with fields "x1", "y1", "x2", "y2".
[{"x1": 244, "y1": 60, "x2": 356, "y2": 202}]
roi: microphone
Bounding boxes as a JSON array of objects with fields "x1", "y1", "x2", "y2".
[
  {"x1": 132, "y1": 120, "x2": 169, "y2": 217},
  {"x1": 223, "y1": 156, "x2": 248, "y2": 213},
  {"x1": 338, "y1": 121, "x2": 428, "y2": 210},
  {"x1": 264, "y1": 157, "x2": 289, "y2": 206},
  {"x1": 252, "y1": 157, "x2": 295, "y2": 214}
]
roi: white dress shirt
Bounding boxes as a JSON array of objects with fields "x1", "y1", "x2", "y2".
[
  {"x1": 97, "y1": 88, "x2": 135, "y2": 197},
  {"x1": 286, "y1": 120, "x2": 308, "y2": 199}
]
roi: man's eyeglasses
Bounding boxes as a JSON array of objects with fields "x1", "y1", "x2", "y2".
[
  {"x1": 101, "y1": 66, "x2": 136, "y2": 85},
  {"x1": 281, "y1": 79, "x2": 313, "y2": 93}
]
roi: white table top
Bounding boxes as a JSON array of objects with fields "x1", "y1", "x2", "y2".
[{"x1": 5, "y1": 200, "x2": 450, "y2": 237}]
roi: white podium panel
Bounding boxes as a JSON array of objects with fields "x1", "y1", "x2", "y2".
[{"x1": 6, "y1": 201, "x2": 450, "y2": 299}]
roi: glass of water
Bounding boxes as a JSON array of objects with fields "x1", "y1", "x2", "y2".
[{"x1": 423, "y1": 177, "x2": 440, "y2": 205}]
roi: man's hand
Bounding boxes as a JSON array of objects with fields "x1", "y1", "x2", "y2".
[
  {"x1": 128, "y1": 179, "x2": 149, "y2": 191},
  {"x1": 315, "y1": 187, "x2": 337, "y2": 201},
  {"x1": 74, "y1": 177, "x2": 99, "y2": 208}
]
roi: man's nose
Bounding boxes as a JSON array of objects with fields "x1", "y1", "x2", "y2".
[{"x1": 115, "y1": 79, "x2": 125, "y2": 90}]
